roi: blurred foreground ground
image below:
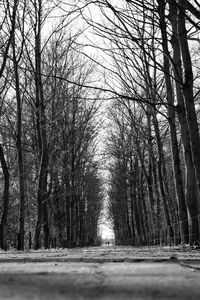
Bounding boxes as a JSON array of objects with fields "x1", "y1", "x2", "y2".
[{"x1": 0, "y1": 246, "x2": 200, "y2": 300}]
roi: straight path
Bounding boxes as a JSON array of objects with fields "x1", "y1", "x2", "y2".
[{"x1": 0, "y1": 246, "x2": 200, "y2": 300}]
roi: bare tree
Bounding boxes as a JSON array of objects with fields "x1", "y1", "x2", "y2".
[
  {"x1": 0, "y1": 144, "x2": 10, "y2": 250},
  {"x1": 80, "y1": 0, "x2": 200, "y2": 244},
  {"x1": 0, "y1": 0, "x2": 18, "y2": 250}
]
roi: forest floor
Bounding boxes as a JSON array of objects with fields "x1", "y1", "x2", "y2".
[{"x1": 0, "y1": 245, "x2": 200, "y2": 299}]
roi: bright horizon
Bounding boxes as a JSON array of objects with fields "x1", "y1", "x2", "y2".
[{"x1": 100, "y1": 223, "x2": 115, "y2": 239}]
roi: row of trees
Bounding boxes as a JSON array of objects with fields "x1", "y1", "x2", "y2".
[
  {"x1": 107, "y1": 100, "x2": 179, "y2": 245},
  {"x1": 0, "y1": 0, "x2": 103, "y2": 250},
  {"x1": 1, "y1": 0, "x2": 200, "y2": 250},
  {"x1": 80, "y1": 0, "x2": 200, "y2": 245}
]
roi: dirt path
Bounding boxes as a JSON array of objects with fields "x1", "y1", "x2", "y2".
[{"x1": 0, "y1": 246, "x2": 200, "y2": 299}]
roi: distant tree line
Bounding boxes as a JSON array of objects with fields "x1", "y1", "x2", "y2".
[{"x1": 0, "y1": 0, "x2": 103, "y2": 250}]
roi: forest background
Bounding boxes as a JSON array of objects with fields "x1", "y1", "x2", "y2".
[{"x1": 0, "y1": 0, "x2": 200, "y2": 251}]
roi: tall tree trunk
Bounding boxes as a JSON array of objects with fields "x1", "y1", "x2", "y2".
[
  {"x1": 68, "y1": 96, "x2": 77, "y2": 247},
  {"x1": 124, "y1": 171, "x2": 132, "y2": 241},
  {"x1": 133, "y1": 156, "x2": 142, "y2": 244},
  {"x1": 12, "y1": 37, "x2": 25, "y2": 251},
  {"x1": 178, "y1": 0, "x2": 200, "y2": 200},
  {"x1": 120, "y1": 158, "x2": 132, "y2": 242},
  {"x1": 34, "y1": 0, "x2": 49, "y2": 249},
  {"x1": 128, "y1": 104, "x2": 155, "y2": 233},
  {"x1": 152, "y1": 111, "x2": 174, "y2": 242},
  {"x1": 0, "y1": 0, "x2": 18, "y2": 78},
  {"x1": 53, "y1": 176, "x2": 63, "y2": 247},
  {"x1": 135, "y1": 137, "x2": 155, "y2": 232},
  {"x1": 70, "y1": 149, "x2": 75, "y2": 247},
  {"x1": 142, "y1": 38, "x2": 175, "y2": 241},
  {"x1": 146, "y1": 107, "x2": 156, "y2": 231},
  {"x1": 129, "y1": 155, "x2": 136, "y2": 243},
  {"x1": 140, "y1": 171, "x2": 149, "y2": 245},
  {"x1": 137, "y1": 169, "x2": 146, "y2": 245},
  {"x1": 0, "y1": 0, "x2": 17, "y2": 251},
  {"x1": 158, "y1": 0, "x2": 188, "y2": 244},
  {"x1": 0, "y1": 145, "x2": 10, "y2": 250},
  {"x1": 75, "y1": 195, "x2": 80, "y2": 246},
  {"x1": 168, "y1": 0, "x2": 199, "y2": 244}
]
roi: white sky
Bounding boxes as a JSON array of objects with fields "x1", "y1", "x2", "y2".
[{"x1": 100, "y1": 223, "x2": 114, "y2": 239}]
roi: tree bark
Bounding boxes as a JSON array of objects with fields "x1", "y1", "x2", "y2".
[
  {"x1": 152, "y1": 110, "x2": 174, "y2": 242},
  {"x1": 168, "y1": 0, "x2": 199, "y2": 244},
  {"x1": 177, "y1": 0, "x2": 200, "y2": 203},
  {"x1": 34, "y1": 0, "x2": 49, "y2": 249},
  {"x1": 0, "y1": 0, "x2": 18, "y2": 78},
  {"x1": 129, "y1": 155, "x2": 136, "y2": 243},
  {"x1": 12, "y1": 36, "x2": 25, "y2": 251},
  {"x1": 158, "y1": 0, "x2": 188, "y2": 244},
  {"x1": 0, "y1": 144, "x2": 10, "y2": 250}
]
